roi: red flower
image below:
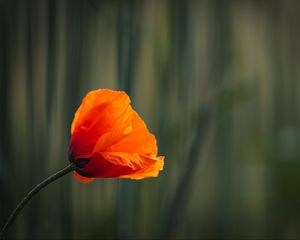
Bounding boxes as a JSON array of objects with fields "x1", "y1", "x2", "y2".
[{"x1": 68, "y1": 89, "x2": 164, "y2": 182}]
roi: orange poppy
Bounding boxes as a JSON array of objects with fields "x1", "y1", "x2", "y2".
[{"x1": 68, "y1": 89, "x2": 164, "y2": 182}]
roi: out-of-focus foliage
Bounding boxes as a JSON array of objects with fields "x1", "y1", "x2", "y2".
[{"x1": 0, "y1": 0, "x2": 300, "y2": 239}]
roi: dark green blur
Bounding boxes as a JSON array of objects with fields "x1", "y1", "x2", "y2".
[{"x1": 0, "y1": 0, "x2": 300, "y2": 239}]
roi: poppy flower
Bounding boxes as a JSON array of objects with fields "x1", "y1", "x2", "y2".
[{"x1": 68, "y1": 89, "x2": 164, "y2": 182}]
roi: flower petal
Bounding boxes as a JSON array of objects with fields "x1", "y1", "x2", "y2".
[
  {"x1": 104, "y1": 111, "x2": 157, "y2": 157},
  {"x1": 73, "y1": 171, "x2": 94, "y2": 183},
  {"x1": 69, "y1": 90, "x2": 133, "y2": 159},
  {"x1": 69, "y1": 89, "x2": 165, "y2": 181},
  {"x1": 119, "y1": 156, "x2": 165, "y2": 179},
  {"x1": 100, "y1": 152, "x2": 157, "y2": 170},
  {"x1": 79, "y1": 152, "x2": 164, "y2": 179},
  {"x1": 71, "y1": 89, "x2": 129, "y2": 134},
  {"x1": 80, "y1": 153, "x2": 136, "y2": 178}
]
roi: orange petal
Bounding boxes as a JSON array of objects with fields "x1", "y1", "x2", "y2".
[
  {"x1": 69, "y1": 89, "x2": 165, "y2": 180},
  {"x1": 71, "y1": 90, "x2": 130, "y2": 134},
  {"x1": 69, "y1": 90, "x2": 133, "y2": 159},
  {"x1": 120, "y1": 156, "x2": 165, "y2": 179},
  {"x1": 80, "y1": 153, "x2": 136, "y2": 178},
  {"x1": 74, "y1": 171, "x2": 94, "y2": 183},
  {"x1": 80, "y1": 152, "x2": 164, "y2": 179},
  {"x1": 92, "y1": 113, "x2": 134, "y2": 153},
  {"x1": 104, "y1": 111, "x2": 157, "y2": 157},
  {"x1": 100, "y1": 152, "x2": 157, "y2": 170}
]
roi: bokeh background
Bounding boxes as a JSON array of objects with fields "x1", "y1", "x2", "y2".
[{"x1": 1, "y1": 0, "x2": 300, "y2": 239}]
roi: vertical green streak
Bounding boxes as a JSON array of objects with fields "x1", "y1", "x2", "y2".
[
  {"x1": 163, "y1": 0, "x2": 207, "y2": 237},
  {"x1": 212, "y1": 0, "x2": 232, "y2": 238},
  {"x1": 62, "y1": 0, "x2": 83, "y2": 237},
  {"x1": 267, "y1": 2, "x2": 300, "y2": 238},
  {"x1": 24, "y1": 0, "x2": 38, "y2": 238},
  {"x1": 268, "y1": 2, "x2": 283, "y2": 237},
  {"x1": 116, "y1": 0, "x2": 139, "y2": 238},
  {"x1": 177, "y1": 0, "x2": 189, "y2": 102},
  {"x1": 0, "y1": 1, "x2": 12, "y2": 230},
  {"x1": 46, "y1": 0, "x2": 57, "y2": 119},
  {"x1": 116, "y1": 0, "x2": 138, "y2": 96}
]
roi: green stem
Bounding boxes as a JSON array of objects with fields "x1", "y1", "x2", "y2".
[{"x1": 0, "y1": 163, "x2": 75, "y2": 239}]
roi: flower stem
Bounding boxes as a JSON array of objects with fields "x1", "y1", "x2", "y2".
[{"x1": 0, "y1": 163, "x2": 75, "y2": 239}]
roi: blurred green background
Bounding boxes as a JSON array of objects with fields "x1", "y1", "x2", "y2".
[{"x1": 1, "y1": 0, "x2": 300, "y2": 239}]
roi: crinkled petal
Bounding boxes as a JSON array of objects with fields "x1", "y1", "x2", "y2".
[
  {"x1": 71, "y1": 90, "x2": 129, "y2": 134},
  {"x1": 104, "y1": 111, "x2": 157, "y2": 157},
  {"x1": 69, "y1": 89, "x2": 165, "y2": 181},
  {"x1": 100, "y1": 152, "x2": 157, "y2": 170},
  {"x1": 80, "y1": 153, "x2": 136, "y2": 178},
  {"x1": 78, "y1": 152, "x2": 164, "y2": 179},
  {"x1": 69, "y1": 89, "x2": 133, "y2": 159},
  {"x1": 119, "y1": 156, "x2": 164, "y2": 179}
]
